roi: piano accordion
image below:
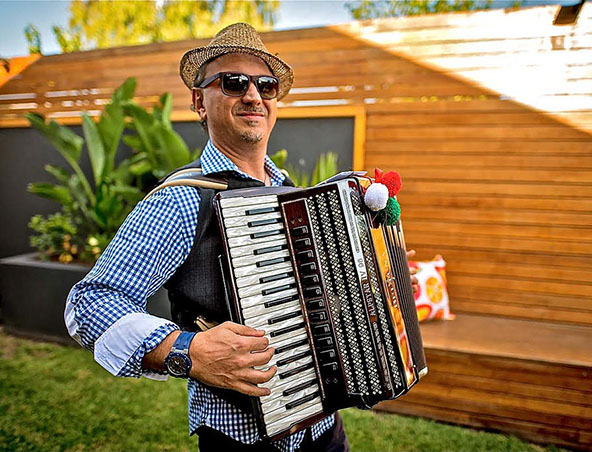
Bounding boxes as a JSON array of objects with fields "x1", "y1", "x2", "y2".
[{"x1": 214, "y1": 173, "x2": 427, "y2": 441}]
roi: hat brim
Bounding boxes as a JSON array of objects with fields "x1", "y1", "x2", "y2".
[{"x1": 180, "y1": 45, "x2": 294, "y2": 101}]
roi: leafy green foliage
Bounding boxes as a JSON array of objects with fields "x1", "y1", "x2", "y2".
[
  {"x1": 51, "y1": 0, "x2": 279, "y2": 53},
  {"x1": 123, "y1": 93, "x2": 200, "y2": 182},
  {"x1": 26, "y1": 77, "x2": 198, "y2": 263},
  {"x1": 270, "y1": 150, "x2": 339, "y2": 188},
  {"x1": 24, "y1": 24, "x2": 42, "y2": 55},
  {"x1": 346, "y1": 0, "x2": 517, "y2": 19}
]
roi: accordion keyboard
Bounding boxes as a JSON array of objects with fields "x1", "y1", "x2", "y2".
[{"x1": 219, "y1": 194, "x2": 324, "y2": 437}]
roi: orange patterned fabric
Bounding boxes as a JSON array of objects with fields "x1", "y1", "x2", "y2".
[{"x1": 409, "y1": 255, "x2": 454, "y2": 322}]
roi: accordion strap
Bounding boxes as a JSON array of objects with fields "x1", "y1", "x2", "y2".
[{"x1": 144, "y1": 168, "x2": 229, "y2": 200}]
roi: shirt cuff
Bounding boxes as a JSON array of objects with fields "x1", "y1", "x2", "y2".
[{"x1": 94, "y1": 312, "x2": 179, "y2": 378}]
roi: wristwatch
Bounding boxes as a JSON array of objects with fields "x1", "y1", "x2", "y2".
[{"x1": 164, "y1": 331, "x2": 197, "y2": 378}]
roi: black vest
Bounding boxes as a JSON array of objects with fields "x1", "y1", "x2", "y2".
[{"x1": 163, "y1": 159, "x2": 294, "y2": 412}]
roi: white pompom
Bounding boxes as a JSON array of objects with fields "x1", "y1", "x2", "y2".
[{"x1": 364, "y1": 183, "x2": 389, "y2": 211}]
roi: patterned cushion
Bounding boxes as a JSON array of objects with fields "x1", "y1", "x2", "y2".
[{"x1": 409, "y1": 255, "x2": 454, "y2": 322}]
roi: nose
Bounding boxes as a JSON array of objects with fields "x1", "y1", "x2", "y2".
[{"x1": 241, "y1": 79, "x2": 263, "y2": 104}]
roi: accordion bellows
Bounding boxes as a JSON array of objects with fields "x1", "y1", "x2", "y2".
[{"x1": 214, "y1": 173, "x2": 427, "y2": 441}]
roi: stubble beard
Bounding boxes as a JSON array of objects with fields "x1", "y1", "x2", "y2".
[{"x1": 240, "y1": 122, "x2": 264, "y2": 144}]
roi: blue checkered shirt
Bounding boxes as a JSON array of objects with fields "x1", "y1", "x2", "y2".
[{"x1": 65, "y1": 140, "x2": 334, "y2": 451}]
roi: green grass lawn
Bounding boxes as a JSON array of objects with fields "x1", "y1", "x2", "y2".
[{"x1": 0, "y1": 330, "x2": 565, "y2": 452}]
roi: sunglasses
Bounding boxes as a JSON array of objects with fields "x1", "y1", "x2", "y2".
[{"x1": 196, "y1": 72, "x2": 279, "y2": 100}]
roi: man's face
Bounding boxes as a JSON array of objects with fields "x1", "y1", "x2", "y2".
[{"x1": 193, "y1": 53, "x2": 278, "y2": 148}]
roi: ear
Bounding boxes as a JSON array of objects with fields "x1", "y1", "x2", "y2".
[{"x1": 192, "y1": 88, "x2": 207, "y2": 122}]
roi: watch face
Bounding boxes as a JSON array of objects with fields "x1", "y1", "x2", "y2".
[{"x1": 166, "y1": 354, "x2": 191, "y2": 377}]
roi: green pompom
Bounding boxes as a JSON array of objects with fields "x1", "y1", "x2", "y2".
[{"x1": 385, "y1": 197, "x2": 401, "y2": 226}]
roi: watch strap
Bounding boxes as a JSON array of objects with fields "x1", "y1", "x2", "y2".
[{"x1": 171, "y1": 331, "x2": 196, "y2": 354}]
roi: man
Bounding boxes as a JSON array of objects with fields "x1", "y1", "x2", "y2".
[{"x1": 65, "y1": 23, "x2": 348, "y2": 451}]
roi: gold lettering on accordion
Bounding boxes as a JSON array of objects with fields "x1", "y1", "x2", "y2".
[{"x1": 370, "y1": 227, "x2": 416, "y2": 387}]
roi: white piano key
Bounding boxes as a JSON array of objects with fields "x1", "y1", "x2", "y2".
[
  {"x1": 238, "y1": 277, "x2": 296, "y2": 298},
  {"x1": 220, "y1": 195, "x2": 278, "y2": 209},
  {"x1": 236, "y1": 265, "x2": 292, "y2": 288},
  {"x1": 245, "y1": 313, "x2": 304, "y2": 335},
  {"x1": 225, "y1": 222, "x2": 284, "y2": 238},
  {"x1": 233, "y1": 260, "x2": 292, "y2": 280},
  {"x1": 265, "y1": 401, "x2": 324, "y2": 437},
  {"x1": 259, "y1": 366, "x2": 316, "y2": 391},
  {"x1": 223, "y1": 211, "x2": 282, "y2": 228},
  {"x1": 228, "y1": 231, "x2": 286, "y2": 248},
  {"x1": 239, "y1": 287, "x2": 298, "y2": 309},
  {"x1": 222, "y1": 201, "x2": 279, "y2": 219},
  {"x1": 266, "y1": 330, "x2": 308, "y2": 351},
  {"x1": 255, "y1": 342, "x2": 311, "y2": 370},
  {"x1": 261, "y1": 383, "x2": 319, "y2": 414},
  {"x1": 232, "y1": 249, "x2": 290, "y2": 269},
  {"x1": 263, "y1": 396, "x2": 323, "y2": 427},
  {"x1": 241, "y1": 298, "x2": 301, "y2": 320},
  {"x1": 230, "y1": 238, "x2": 287, "y2": 259}
]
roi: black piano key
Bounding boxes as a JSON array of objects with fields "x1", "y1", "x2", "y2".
[
  {"x1": 264, "y1": 295, "x2": 298, "y2": 308},
  {"x1": 279, "y1": 361, "x2": 314, "y2": 380},
  {"x1": 248, "y1": 217, "x2": 282, "y2": 227},
  {"x1": 254, "y1": 244, "x2": 287, "y2": 255},
  {"x1": 251, "y1": 229, "x2": 283, "y2": 239},
  {"x1": 276, "y1": 351, "x2": 311, "y2": 367},
  {"x1": 282, "y1": 379, "x2": 317, "y2": 397},
  {"x1": 260, "y1": 271, "x2": 293, "y2": 284},
  {"x1": 285, "y1": 391, "x2": 321, "y2": 410},
  {"x1": 262, "y1": 283, "x2": 296, "y2": 296},
  {"x1": 268, "y1": 310, "x2": 301, "y2": 325},
  {"x1": 256, "y1": 256, "x2": 290, "y2": 268},
  {"x1": 246, "y1": 206, "x2": 278, "y2": 215},
  {"x1": 275, "y1": 338, "x2": 308, "y2": 355},
  {"x1": 270, "y1": 322, "x2": 305, "y2": 338}
]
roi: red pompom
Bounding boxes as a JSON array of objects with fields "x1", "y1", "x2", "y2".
[
  {"x1": 381, "y1": 171, "x2": 402, "y2": 196},
  {"x1": 374, "y1": 167, "x2": 384, "y2": 183}
]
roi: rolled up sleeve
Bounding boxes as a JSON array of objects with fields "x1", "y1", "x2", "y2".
[{"x1": 65, "y1": 186, "x2": 200, "y2": 378}]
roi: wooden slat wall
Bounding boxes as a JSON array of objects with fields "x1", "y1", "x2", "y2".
[{"x1": 1, "y1": 5, "x2": 590, "y2": 325}]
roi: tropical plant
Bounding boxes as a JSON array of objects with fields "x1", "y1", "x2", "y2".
[
  {"x1": 26, "y1": 78, "x2": 143, "y2": 262},
  {"x1": 122, "y1": 93, "x2": 200, "y2": 183},
  {"x1": 270, "y1": 149, "x2": 339, "y2": 187}
]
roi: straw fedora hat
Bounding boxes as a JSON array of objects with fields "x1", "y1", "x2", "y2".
[{"x1": 179, "y1": 23, "x2": 294, "y2": 100}]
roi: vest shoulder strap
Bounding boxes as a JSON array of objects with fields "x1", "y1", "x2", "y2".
[{"x1": 144, "y1": 168, "x2": 229, "y2": 201}]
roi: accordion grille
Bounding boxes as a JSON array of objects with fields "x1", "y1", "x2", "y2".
[{"x1": 308, "y1": 190, "x2": 382, "y2": 396}]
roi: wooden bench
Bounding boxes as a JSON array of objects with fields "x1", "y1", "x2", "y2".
[{"x1": 377, "y1": 313, "x2": 592, "y2": 450}]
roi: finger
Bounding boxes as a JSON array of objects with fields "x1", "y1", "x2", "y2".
[
  {"x1": 223, "y1": 321, "x2": 265, "y2": 337},
  {"x1": 409, "y1": 267, "x2": 418, "y2": 275},
  {"x1": 244, "y1": 335, "x2": 270, "y2": 352},
  {"x1": 413, "y1": 283, "x2": 419, "y2": 294},
  {"x1": 407, "y1": 249, "x2": 416, "y2": 259},
  {"x1": 239, "y1": 366, "x2": 277, "y2": 385},
  {"x1": 234, "y1": 380, "x2": 271, "y2": 397},
  {"x1": 248, "y1": 347, "x2": 275, "y2": 366},
  {"x1": 411, "y1": 276, "x2": 418, "y2": 285}
]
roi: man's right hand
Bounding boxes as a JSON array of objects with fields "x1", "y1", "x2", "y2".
[{"x1": 188, "y1": 321, "x2": 276, "y2": 397}]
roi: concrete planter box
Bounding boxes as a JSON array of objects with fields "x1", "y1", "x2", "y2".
[{"x1": 0, "y1": 253, "x2": 170, "y2": 343}]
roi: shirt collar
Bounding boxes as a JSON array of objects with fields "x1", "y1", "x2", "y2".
[{"x1": 200, "y1": 140, "x2": 286, "y2": 186}]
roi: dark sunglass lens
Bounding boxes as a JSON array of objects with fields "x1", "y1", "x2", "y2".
[
  {"x1": 257, "y1": 76, "x2": 279, "y2": 99},
  {"x1": 222, "y1": 73, "x2": 249, "y2": 96}
]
